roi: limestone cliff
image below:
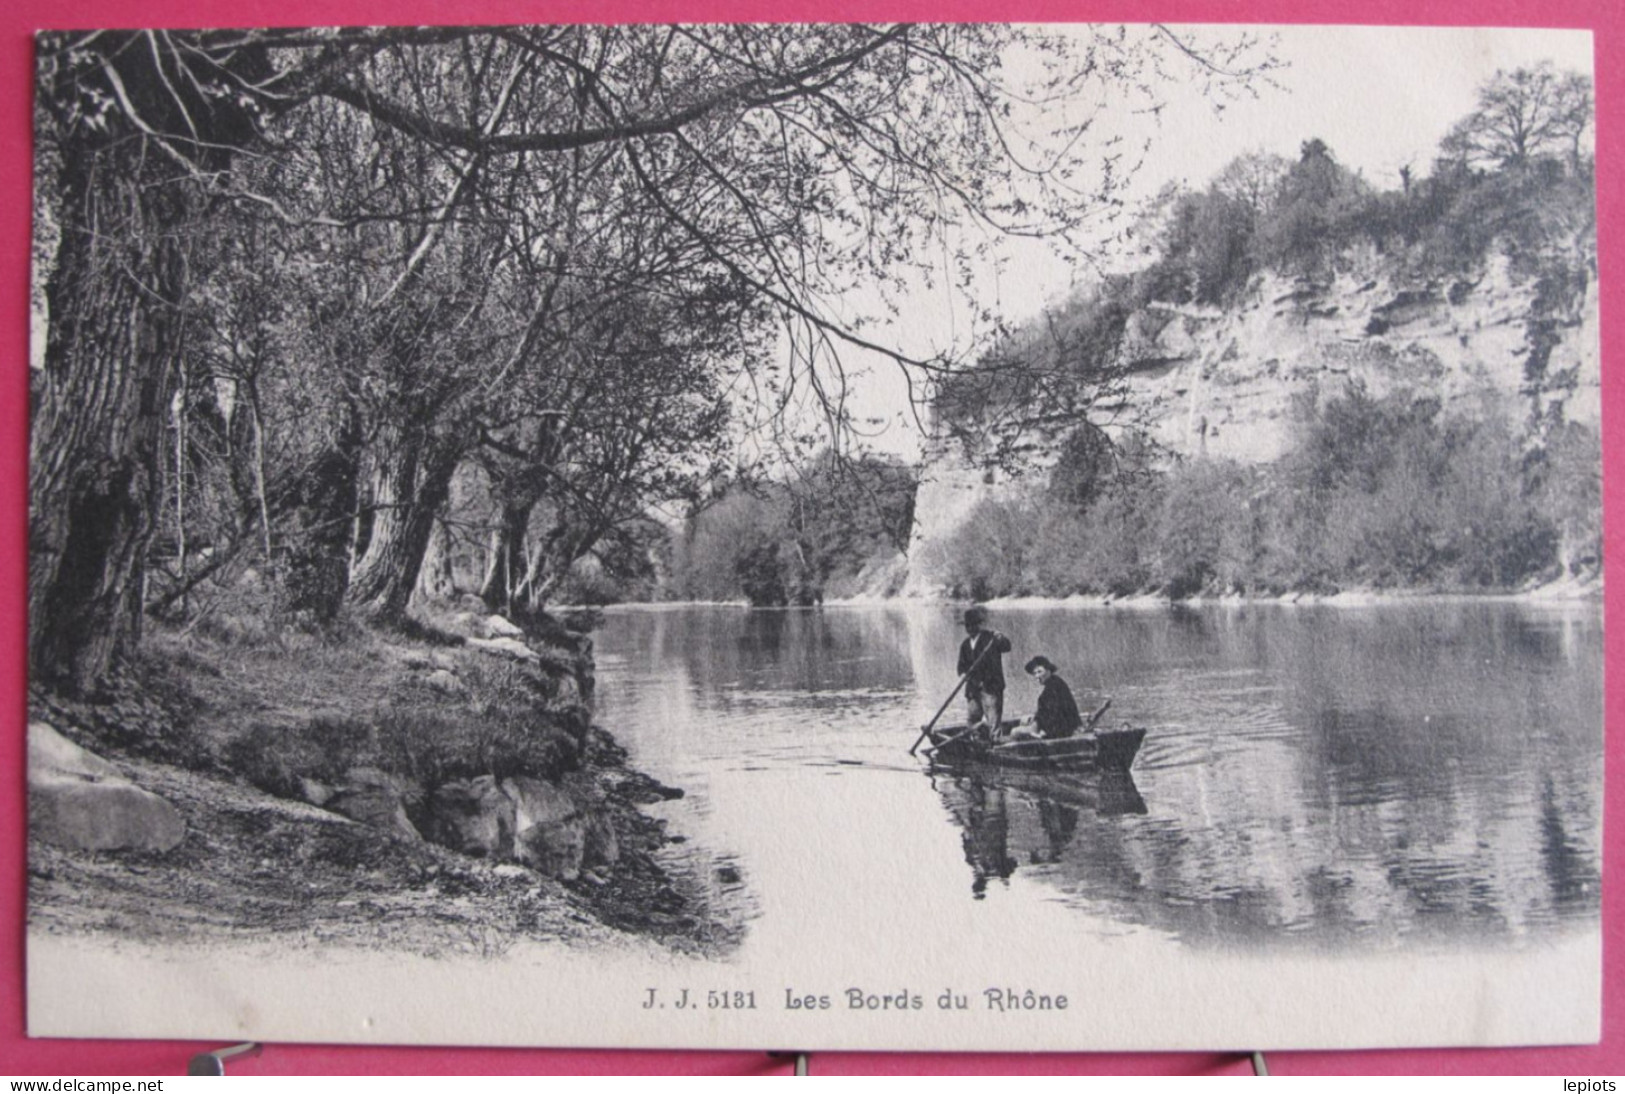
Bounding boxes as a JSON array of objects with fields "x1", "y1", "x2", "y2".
[{"x1": 905, "y1": 248, "x2": 1599, "y2": 594}]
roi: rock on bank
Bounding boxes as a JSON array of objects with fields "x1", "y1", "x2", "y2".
[{"x1": 26, "y1": 603, "x2": 734, "y2": 956}]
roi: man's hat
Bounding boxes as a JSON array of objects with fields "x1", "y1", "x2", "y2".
[
  {"x1": 1025, "y1": 655, "x2": 1058, "y2": 675},
  {"x1": 963, "y1": 606, "x2": 987, "y2": 627}
]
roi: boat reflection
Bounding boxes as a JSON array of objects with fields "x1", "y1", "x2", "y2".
[
  {"x1": 929, "y1": 753, "x2": 1602, "y2": 951},
  {"x1": 930, "y1": 766, "x2": 1146, "y2": 899},
  {"x1": 599, "y1": 603, "x2": 1602, "y2": 951}
]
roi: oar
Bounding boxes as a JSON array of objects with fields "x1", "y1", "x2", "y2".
[
  {"x1": 1085, "y1": 698, "x2": 1112, "y2": 732},
  {"x1": 909, "y1": 639, "x2": 999, "y2": 756}
]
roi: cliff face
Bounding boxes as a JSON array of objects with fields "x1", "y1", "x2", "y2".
[{"x1": 905, "y1": 248, "x2": 1600, "y2": 594}]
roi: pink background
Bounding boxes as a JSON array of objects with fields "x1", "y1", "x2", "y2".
[{"x1": 2, "y1": 0, "x2": 1620, "y2": 1076}]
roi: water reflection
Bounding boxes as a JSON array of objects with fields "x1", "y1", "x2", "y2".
[
  {"x1": 932, "y1": 769, "x2": 1147, "y2": 898},
  {"x1": 928, "y1": 734, "x2": 1600, "y2": 948},
  {"x1": 595, "y1": 601, "x2": 1602, "y2": 954}
]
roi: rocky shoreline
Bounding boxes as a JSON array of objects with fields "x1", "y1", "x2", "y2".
[{"x1": 26, "y1": 606, "x2": 739, "y2": 959}]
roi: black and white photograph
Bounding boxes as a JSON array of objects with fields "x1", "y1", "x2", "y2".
[{"x1": 25, "y1": 22, "x2": 1602, "y2": 1052}]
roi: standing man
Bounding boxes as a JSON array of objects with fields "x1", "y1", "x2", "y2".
[{"x1": 958, "y1": 606, "x2": 1012, "y2": 738}]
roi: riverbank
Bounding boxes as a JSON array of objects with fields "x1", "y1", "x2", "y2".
[
  {"x1": 972, "y1": 574, "x2": 1604, "y2": 610},
  {"x1": 27, "y1": 602, "x2": 739, "y2": 958},
  {"x1": 592, "y1": 573, "x2": 1603, "y2": 614}
]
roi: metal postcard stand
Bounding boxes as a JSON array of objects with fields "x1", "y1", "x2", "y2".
[
  {"x1": 186, "y1": 1043, "x2": 262, "y2": 1075},
  {"x1": 188, "y1": 1045, "x2": 1267, "y2": 1076}
]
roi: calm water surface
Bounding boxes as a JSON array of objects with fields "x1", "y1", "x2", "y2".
[{"x1": 593, "y1": 602, "x2": 1602, "y2": 954}]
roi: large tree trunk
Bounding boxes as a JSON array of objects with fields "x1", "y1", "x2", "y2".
[
  {"x1": 31, "y1": 32, "x2": 271, "y2": 695},
  {"x1": 519, "y1": 516, "x2": 613, "y2": 613},
  {"x1": 476, "y1": 420, "x2": 559, "y2": 611},
  {"x1": 347, "y1": 428, "x2": 463, "y2": 625},
  {"x1": 418, "y1": 519, "x2": 458, "y2": 601},
  {"x1": 280, "y1": 405, "x2": 364, "y2": 625},
  {"x1": 477, "y1": 501, "x2": 534, "y2": 611},
  {"x1": 29, "y1": 157, "x2": 192, "y2": 697}
]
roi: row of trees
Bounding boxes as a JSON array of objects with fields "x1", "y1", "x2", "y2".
[
  {"x1": 472, "y1": 451, "x2": 918, "y2": 608},
  {"x1": 32, "y1": 25, "x2": 1275, "y2": 696},
  {"x1": 929, "y1": 386, "x2": 1601, "y2": 601}
]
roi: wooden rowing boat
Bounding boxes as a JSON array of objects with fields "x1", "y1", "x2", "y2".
[{"x1": 924, "y1": 721, "x2": 1146, "y2": 772}]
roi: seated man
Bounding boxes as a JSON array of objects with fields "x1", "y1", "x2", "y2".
[{"x1": 1013, "y1": 655, "x2": 1084, "y2": 740}]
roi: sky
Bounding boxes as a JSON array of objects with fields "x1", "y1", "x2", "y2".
[{"x1": 818, "y1": 23, "x2": 1596, "y2": 459}]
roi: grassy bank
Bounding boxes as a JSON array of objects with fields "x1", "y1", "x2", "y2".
[{"x1": 28, "y1": 603, "x2": 740, "y2": 957}]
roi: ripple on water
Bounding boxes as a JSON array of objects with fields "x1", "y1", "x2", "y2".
[{"x1": 592, "y1": 602, "x2": 1602, "y2": 954}]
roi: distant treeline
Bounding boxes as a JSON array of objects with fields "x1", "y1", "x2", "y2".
[{"x1": 924, "y1": 385, "x2": 1600, "y2": 601}]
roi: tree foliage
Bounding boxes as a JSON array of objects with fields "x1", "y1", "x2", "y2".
[
  {"x1": 932, "y1": 63, "x2": 1594, "y2": 490},
  {"x1": 32, "y1": 24, "x2": 1279, "y2": 691},
  {"x1": 937, "y1": 384, "x2": 1595, "y2": 601},
  {"x1": 1439, "y1": 62, "x2": 1593, "y2": 171},
  {"x1": 671, "y1": 452, "x2": 919, "y2": 605}
]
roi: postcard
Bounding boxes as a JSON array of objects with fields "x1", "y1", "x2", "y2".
[{"x1": 25, "y1": 22, "x2": 1602, "y2": 1052}]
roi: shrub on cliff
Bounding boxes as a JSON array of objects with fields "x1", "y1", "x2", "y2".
[
  {"x1": 936, "y1": 497, "x2": 1042, "y2": 601},
  {"x1": 929, "y1": 382, "x2": 1593, "y2": 598},
  {"x1": 1276, "y1": 385, "x2": 1571, "y2": 590},
  {"x1": 1526, "y1": 420, "x2": 1603, "y2": 577},
  {"x1": 1250, "y1": 139, "x2": 1378, "y2": 280},
  {"x1": 1152, "y1": 460, "x2": 1260, "y2": 598},
  {"x1": 1038, "y1": 486, "x2": 1158, "y2": 598},
  {"x1": 1142, "y1": 177, "x2": 1266, "y2": 306}
]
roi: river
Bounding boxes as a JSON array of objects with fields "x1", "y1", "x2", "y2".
[{"x1": 594, "y1": 600, "x2": 1602, "y2": 958}]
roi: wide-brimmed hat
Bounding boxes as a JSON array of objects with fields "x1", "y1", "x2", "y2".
[
  {"x1": 1024, "y1": 655, "x2": 1058, "y2": 675},
  {"x1": 963, "y1": 606, "x2": 988, "y2": 627}
]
